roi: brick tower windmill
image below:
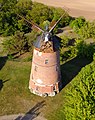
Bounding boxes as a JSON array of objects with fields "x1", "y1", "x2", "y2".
[
  {"x1": 28, "y1": 14, "x2": 66, "y2": 97},
  {"x1": 17, "y1": 12, "x2": 66, "y2": 96}
]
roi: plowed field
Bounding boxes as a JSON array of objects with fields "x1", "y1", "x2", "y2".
[{"x1": 33, "y1": 0, "x2": 95, "y2": 20}]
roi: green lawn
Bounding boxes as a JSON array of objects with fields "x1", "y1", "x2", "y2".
[
  {"x1": 0, "y1": 57, "x2": 65, "y2": 117},
  {"x1": 0, "y1": 56, "x2": 91, "y2": 119},
  {"x1": 0, "y1": 58, "x2": 42, "y2": 115}
]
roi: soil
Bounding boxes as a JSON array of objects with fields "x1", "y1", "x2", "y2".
[
  {"x1": 0, "y1": 114, "x2": 47, "y2": 120},
  {"x1": 32, "y1": 0, "x2": 95, "y2": 21}
]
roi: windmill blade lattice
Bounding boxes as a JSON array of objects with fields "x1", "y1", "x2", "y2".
[{"x1": 17, "y1": 14, "x2": 44, "y2": 33}]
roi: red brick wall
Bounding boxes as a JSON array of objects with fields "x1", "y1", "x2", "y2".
[{"x1": 29, "y1": 48, "x2": 61, "y2": 95}]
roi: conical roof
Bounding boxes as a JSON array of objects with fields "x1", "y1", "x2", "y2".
[{"x1": 33, "y1": 35, "x2": 60, "y2": 52}]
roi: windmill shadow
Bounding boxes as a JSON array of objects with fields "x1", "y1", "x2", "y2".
[
  {"x1": 60, "y1": 57, "x2": 92, "y2": 89},
  {"x1": 15, "y1": 100, "x2": 46, "y2": 120},
  {"x1": 0, "y1": 56, "x2": 7, "y2": 70},
  {"x1": 0, "y1": 79, "x2": 9, "y2": 91}
]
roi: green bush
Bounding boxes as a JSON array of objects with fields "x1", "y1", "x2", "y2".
[
  {"x1": 70, "y1": 17, "x2": 86, "y2": 33},
  {"x1": 63, "y1": 62, "x2": 95, "y2": 120},
  {"x1": 75, "y1": 40, "x2": 95, "y2": 59},
  {"x1": 3, "y1": 31, "x2": 28, "y2": 55},
  {"x1": 60, "y1": 37, "x2": 95, "y2": 62}
]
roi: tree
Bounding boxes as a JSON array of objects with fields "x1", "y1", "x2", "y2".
[
  {"x1": 27, "y1": 2, "x2": 53, "y2": 24},
  {"x1": 70, "y1": 17, "x2": 86, "y2": 33},
  {"x1": 3, "y1": 31, "x2": 28, "y2": 55},
  {"x1": 25, "y1": 30, "x2": 39, "y2": 52},
  {"x1": 63, "y1": 62, "x2": 95, "y2": 120},
  {"x1": 0, "y1": 0, "x2": 17, "y2": 36},
  {"x1": 0, "y1": 0, "x2": 33, "y2": 36}
]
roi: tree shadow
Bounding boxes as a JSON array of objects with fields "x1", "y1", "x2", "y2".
[
  {"x1": 15, "y1": 100, "x2": 46, "y2": 120},
  {"x1": 0, "y1": 56, "x2": 7, "y2": 70},
  {"x1": 60, "y1": 57, "x2": 92, "y2": 89},
  {"x1": 57, "y1": 28, "x2": 63, "y2": 34},
  {"x1": 0, "y1": 79, "x2": 9, "y2": 91}
]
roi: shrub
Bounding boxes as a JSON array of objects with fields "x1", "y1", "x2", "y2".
[{"x1": 63, "y1": 62, "x2": 95, "y2": 120}]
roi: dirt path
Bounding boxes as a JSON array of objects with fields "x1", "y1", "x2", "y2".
[
  {"x1": 32, "y1": 0, "x2": 95, "y2": 20},
  {"x1": 0, "y1": 114, "x2": 47, "y2": 120},
  {"x1": 0, "y1": 37, "x2": 4, "y2": 53}
]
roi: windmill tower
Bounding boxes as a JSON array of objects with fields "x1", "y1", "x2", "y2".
[
  {"x1": 28, "y1": 14, "x2": 66, "y2": 97},
  {"x1": 17, "y1": 12, "x2": 67, "y2": 97}
]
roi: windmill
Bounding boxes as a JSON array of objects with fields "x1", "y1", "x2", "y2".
[{"x1": 18, "y1": 10, "x2": 67, "y2": 97}]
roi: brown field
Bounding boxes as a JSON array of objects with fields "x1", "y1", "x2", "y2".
[{"x1": 33, "y1": 0, "x2": 95, "y2": 20}]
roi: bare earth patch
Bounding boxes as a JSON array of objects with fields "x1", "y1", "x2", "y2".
[
  {"x1": 0, "y1": 114, "x2": 47, "y2": 120},
  {"x1": 33, "y1": 0, "x2": 95, "y2": 20}
]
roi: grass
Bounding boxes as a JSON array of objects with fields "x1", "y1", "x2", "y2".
[
  {"x1": 0, "y1": 57, "x2": 66, "y2": 117},
  {"x1": 0, "y1": 58, "x2": 41, "y2": 115},
  {"x1": 0, "y1": 56, "x2": 92, "y2": 119}
]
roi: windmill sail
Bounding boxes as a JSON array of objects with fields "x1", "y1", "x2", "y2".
[
  {"x1": 17, "y1": 14, "x2": 44, "y2": 32},
  {"x1": 49, "y1": 11, "x2": 67, "y2": 33}
]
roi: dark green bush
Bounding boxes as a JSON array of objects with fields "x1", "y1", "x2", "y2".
[{"x1": 63, "y1": 62, "x2": 95, "y2": 120}]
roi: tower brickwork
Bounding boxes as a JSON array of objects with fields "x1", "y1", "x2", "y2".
[
  {"x1": 29, "y1": 47, "x2": 61, "y2": 96},
  {"x1": 29, "y1": 34, "x2": 61, "y2": 97}
]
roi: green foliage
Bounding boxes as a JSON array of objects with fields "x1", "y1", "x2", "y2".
[
  {"x1": 75, "y1": 40, "x2": 95, "y2": 59},
  {"x1": 3, "y1": 31, "x2": 28, "y2": 55},
  {"x1": 0, "y1": 0, "x2": 33, "y2": 36},
  {"x1": 70, "y1": 17, "x2": 86, "y2": 33},
  {"x1": 16, "y1": 0, "x2": 32, "y2": 15},
  {"x1": 52, "y1": 7, "x2": 71, "y2": 26},
  {"x1": 0, "y1": 0, "x2": 71, "y2": 36},
  {"x1": 60, "y1": 36, "x2": 95, "y2": 62},
  {"x1": 28, "y1": 2, "x2": 53, "y2": 24},
  {"x1": 60, "y1": 35, "x2": 70, "y2": 47},
  {"x1": 41, "y1": 20, "x2": 50, "y2": 31},
  {"x1": 60, "y1": 36, "x2": 76, "y2": 61},
  {"x1": 70, "y1": 17, "x2": 95, "y2": 39},
  {"x1": 93, "y1": 53, "x2": 95, "y2": 61},
  {"x1": 78, "y1": 21, "x2": 95, "y2": 39},
  {"x1": 63, "y1": 62, "x2": 95, "y2": 120},
  {"x1": 25, "y1": 30, "x2": 39, "y2": 52},
  {"x1": 0, "y1": 0, "x2": 17, "y2": 36}
]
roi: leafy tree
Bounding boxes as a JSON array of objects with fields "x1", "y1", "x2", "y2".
[
  {"x1": 60, "y1": 37, "x2": 95, "y2": 62},
  {"x1": 41, "y1": 20, "x2": 50, "y2": 31},
  {"x1": 25, "y1": 30, "x2": 39, "y2": 52},
  {"x1": 70, "y1": 17, "x2": 86, "y2": 33},
  {"x1": 0, "y1": 0, "x2": 17, "y2": 35},
  {"x1": 75, "y1": 40, "x2": 95, "y2": 59},
  {"x1": 0, "y1": 0, "x2": 33, "y2": 36},
  {"x1": 0, "y1": 0, "x2": 71, "y2": 36},
  {"x1": 28, "y1": 2, "x2": 53, "y2": 24},
  {"x1": 15, "y1": 0, "x2": 33, "y2": 33},
  {"x1": 3, "y1": 31, "x2": 28, "y2": 55},
  {"x1": 16, "y1": 0, "x2": 32, "y2": 15},
  {"x1": 63, "y1": 62, "x2": 95, "y2": 120},
  {"x1": 78, "y1": 21, "x2": 95, "y2": 39}
]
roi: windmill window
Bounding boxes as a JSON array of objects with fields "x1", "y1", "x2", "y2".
[
  {"x1": 45, "y1": 59, "x2": 48, "y2": 64},
  {"x1": 34, "y1": 66, "x2": 38, "y2": 71},
  {"x1": 53, "y1": 86, "x2": 56, "y2": 91},
  {"x1": 36, "y1": 86, "x2": 39, "y2": 91}
]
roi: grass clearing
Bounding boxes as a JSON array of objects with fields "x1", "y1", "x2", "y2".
[
  {"x1": 0, "y1": 59, "x2": 42, "y2": 115},
  {"x1": 0, "y1": 56, "x2": 92, "y2": 119},
  {"x1": 0, "y1": 57, "x2": 65, "y2": 117}
]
